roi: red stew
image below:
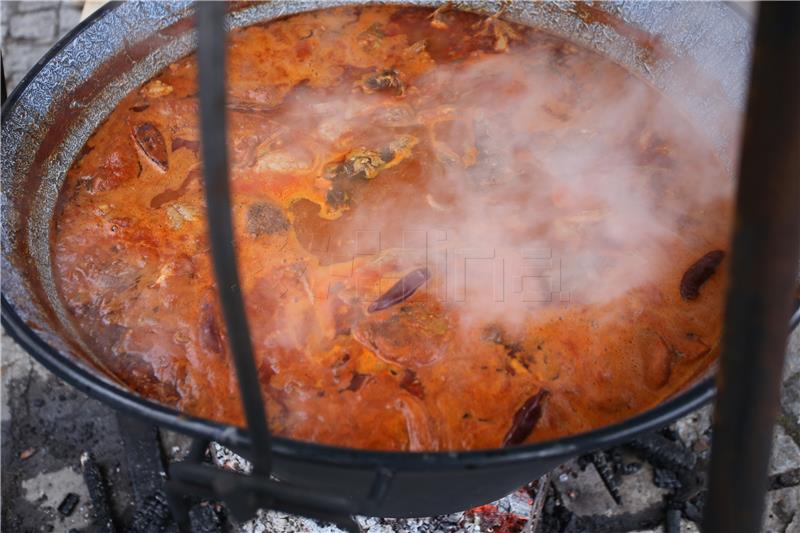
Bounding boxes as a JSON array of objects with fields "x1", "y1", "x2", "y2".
[{"x1": 53, "y1": 6, "x2": 733, "y2": 451}]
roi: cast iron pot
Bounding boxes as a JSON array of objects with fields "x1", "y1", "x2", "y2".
[{"x1": 1, "y1": 0, "x2": 755, "y2": 518}]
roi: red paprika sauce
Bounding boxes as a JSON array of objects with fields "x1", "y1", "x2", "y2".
[{"x1": 53, "y1": 6, "x2": 732, "y2": 451}]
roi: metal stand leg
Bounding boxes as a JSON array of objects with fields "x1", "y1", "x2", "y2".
[{"x1": 703, "y1": 3, "x2": 800, "y2": 532}]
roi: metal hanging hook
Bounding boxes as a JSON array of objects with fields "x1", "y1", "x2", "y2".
[
  {"x1": 195, "y1": 0, "x2": 273, "y2": 477},
  {"x1": 703, "y1": 3, "x2": 800, "y2": 532},
  {"x1": 160, "y1": 4, "x2": 363, "y2": 531}
]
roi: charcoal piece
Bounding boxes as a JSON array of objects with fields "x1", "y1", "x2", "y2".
[
  {"x1": 628, "y1": 433, "x2": 697, "y2": 472},
  {"x1": 566, "y1": 503, "x2": 665, "y2": 533},
  {"x1": 117, "y1": 415, "x2": 166, "y2": 506},
  {"x1": 665, "y1": 503, "x2": 682, "y2": 533},
  {"x1": 525, "y1": 473, "x2": 550, "y2": 533},
  {"x1": 653, "y1": 467, "x2": 682, "y2": 490},
  {"x1": 80, "y1": 452, "x2": 117, "y2": 533},
  {"x1": 189, "y1": 504, "x2": 224, "y2": 533},
  {"x1": 591, "y1": 451, "x2": 622, "y2": 505},
  {"x1": 620, "y1": 462, "x2": 643, "y2": 475},
  {"x1": 607, "y1": 447, "x2": 643, "y2": 476},
  {"x1": 769, "y1": 467, "x2": 800, "y2": 490},
  {"x1": 608, "y1": 448, "x2": 625, "y2": 473},
  {"x1": 683, "y1": 493, "x2": 705, "y2": 523},
  {"x1": 129, "y1": 492, "x2": 172, "y2": 533},
  {"x1": 660, "y1": 427, "x2": 681, "y2": 442},
  {"x1": 541, "y1": 485, "x2": 577, "y2": 533},
  {"x1": 57, "y1": 493, "x2": 79, "y2": 516}
]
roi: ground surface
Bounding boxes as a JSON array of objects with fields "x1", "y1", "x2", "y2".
[{"x1": 2, "y1": 2, "x2": 800, "y2": 532}]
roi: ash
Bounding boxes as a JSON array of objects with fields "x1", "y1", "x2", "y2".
[
  {"x1": 238, "y1": 493, "x2": 531, "y2": 533},
  {"x1": 212, "y1": 443, "x2": 529, "y2": 533}
]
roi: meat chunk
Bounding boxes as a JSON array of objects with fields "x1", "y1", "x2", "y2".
[
  {"x1": 132, "y1": 122, "x2": 168, "y2": 171},
  {"x1": 400, "y1": 368, "x2": 425, "y2": 399},
  {"x1": 638, "y1": 332, "x2": 673, "y2": 390},
  {"x1": 474, "y1": 12, "x2": 522, "y2": 53},
  {"x1": 324, "y1": 135, "x2": 418, "y2": 213},
  {"x1": 353, "y1": 300, "x2": 451, "y2": 367},
  {"x1": 140, "y1": 79, "x2": 174, "y2": 98},
  {"x1": 359, "y1": 69, "x2": 405, "y2": 95},
  {"x1": 83, "y1": 149, "x2": 142, "y2": 193}
]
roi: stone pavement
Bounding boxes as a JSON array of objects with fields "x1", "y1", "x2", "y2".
[
  {"x1": 1, "y1": 0, "x2": 82, "y2": 93},
  {"x1": 2, "y1": 3, "x2": 799, "y2": 532}
]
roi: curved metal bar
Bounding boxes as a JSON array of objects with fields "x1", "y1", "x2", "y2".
[{"x1": 195, "y1": 1, "x2": 272, "y2": 477}]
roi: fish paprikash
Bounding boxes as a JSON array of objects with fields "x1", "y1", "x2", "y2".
[{"x1": 53, "y1": 5, "x2": 732, "y2": 451}]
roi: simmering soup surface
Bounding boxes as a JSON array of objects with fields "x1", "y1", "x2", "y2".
[{"x1": 53, "y1": 6, "x2": 733, "y2": 450}]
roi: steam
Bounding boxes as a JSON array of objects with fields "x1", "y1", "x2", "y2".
[{"x1": 236, "y1": 27, "x2": 734, "y2": 337}]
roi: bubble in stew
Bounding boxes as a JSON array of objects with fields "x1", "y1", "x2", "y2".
[{"x1": 53, "y1": 6, "x2": 733, "y2": 451}]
